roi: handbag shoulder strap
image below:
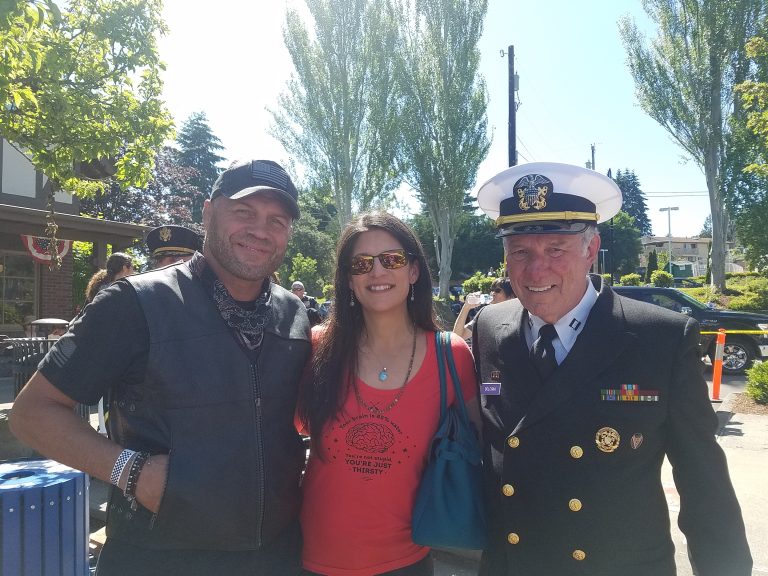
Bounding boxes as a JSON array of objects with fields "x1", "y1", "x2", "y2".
[
  {"x1": 438, "y1": 331, "x2": 470, "y2": 423},
  {"x1": 435, "y1": 330, "x2": 449, "y2": 420}
]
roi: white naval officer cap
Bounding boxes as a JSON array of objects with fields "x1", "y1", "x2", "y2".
[{"x1": 477, "y1": 162, "x2": 623, "y2": 237}]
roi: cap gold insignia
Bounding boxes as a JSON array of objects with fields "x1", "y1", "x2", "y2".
[
  {"x1": 595, "y1": 427, "x2": 620, "y2": 453},
  {"x1": 631, "y1": 433, "x2": 643, "y2": 450},
  {"x1": 516, "y1": 174, "x2": 553, "y2": 212},
  {"x1": 490, "y1": 370, "x2": 501, "y2": 382},
  {"x1": 159, "y1": 227, "x2": 172, "y2": 242}
]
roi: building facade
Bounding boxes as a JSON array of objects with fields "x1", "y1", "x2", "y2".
[
  {"x1": 0, "y1": 139, "x2": 147, "y2": 336},
  {"x1": 640, "y1": 235, "x2": 744, "y2": 277}
]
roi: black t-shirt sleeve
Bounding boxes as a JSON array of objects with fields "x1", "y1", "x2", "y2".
[{"x1": 38, "y1": 281, "x2": 149, "y2": 405}]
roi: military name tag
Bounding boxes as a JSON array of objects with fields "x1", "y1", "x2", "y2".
[{"x1": 481, "y1": 383, "x2": 501, "y2": 395}]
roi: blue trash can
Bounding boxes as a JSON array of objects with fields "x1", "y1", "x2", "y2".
[{"x1": 1, "y1": 459, "x2": 89, "y2": 576}]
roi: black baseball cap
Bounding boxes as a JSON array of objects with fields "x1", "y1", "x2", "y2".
[{"x1": 210, "y1": 159, "x2": 300, "y2": 218}]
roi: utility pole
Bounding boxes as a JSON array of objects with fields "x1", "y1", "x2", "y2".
[
  {"x1": 591, "y1": 143, "x2": 596, "y2": 171},
  {"x1": 660, "y1": 206, "x2": 679, "y2": 274},
  {"x1": 507, "y1": 45, "x2": 517, "y2": 166}
]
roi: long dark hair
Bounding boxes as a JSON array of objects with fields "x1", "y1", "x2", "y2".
[
  {"x1": 298, "y1": 212, "x2": 438, "y2": 451},
  {"x1": 84, "y1": 252, "x2": 133, "y2": 303}
]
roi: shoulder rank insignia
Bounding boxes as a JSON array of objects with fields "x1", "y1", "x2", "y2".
[
  {"x1": 596, "y1": 427, "x2": 620, "y2": 453},
  {"x1": 600, "y1": 384, "x2": 659, "y2": 402}
]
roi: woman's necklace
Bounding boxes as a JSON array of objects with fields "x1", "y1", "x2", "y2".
[{"x1": 355, "y1": 328, "x2": 418, "y2": 415}]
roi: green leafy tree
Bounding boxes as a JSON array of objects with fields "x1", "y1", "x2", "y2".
[
  {"x1": 410, "y1": 211, "x2": 501, "y2": 283},
  {"x1": 462, "y1": 271, "x2": 493, "y2": 295},
  {"x1": 270, "y1": 0, "x2": 403, "y2": 227},
  {"x1": 0, "y1": 0, "x2": 174, "y2": 197},
  {"x1": 619, "y1": 0, "x2": 765, "y2": 291},
  {"x1": 700, "y1": 215, "x2": 713, "y2": 238},
  {"x1": 80, "y1": 146, "x2": 203, "y2": 234},
  {"x1": 613, "y1": 169, "x2": 651, "y2": 236},
  {"x1": 598, "y1": 211, "x2": 642, "y2": 277},
  {"x1": 619, "y1": 273, "x2": 642, "y2": 286},
  {"x1": 176, "y1": 111, "x2": 225, "y2": 222},
  {"x1": 289, "y1": 253, "x2": 323, "y2": 296},
  {"x1": 645, "y1": 249, "x2": 659, "y2": 283},
  {"x1": 731, "y1": 25, "x2": 768, "y2": 272},
  {"x1": 276, "y1": 186, "x2": 337, "y2": 289},
  {"x1": 651, "y1": 269, "x2": 674, "y2": 287},
  {"x1": 396, "y1": 0, "x2": 490, "y2": 297},
  {"x1": 71, "y1": 240, "x2": 93, "y2": 310},
  {"x1": 657, "y1": 250, "x2": 671, "y2": 275}
]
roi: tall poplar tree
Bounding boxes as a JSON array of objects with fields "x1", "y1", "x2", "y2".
[
  {"x1": 619, "y1": 0, "x2": 765, "y2": 291},
  {"x1": 176, "y1": 111, "x2": 225, "y2": 222},
  {"x1": 396, "y1": 0, "x2": 490, "y2": 297},
  {"x1": 270, "y1": 0, "x2": 403, "y2": 227}
]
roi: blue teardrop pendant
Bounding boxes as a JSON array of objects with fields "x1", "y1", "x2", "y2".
[{"x1": 378, "y1": 368, "x2": 388, "y2": 382}]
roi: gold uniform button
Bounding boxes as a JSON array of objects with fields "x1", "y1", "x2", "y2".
[
  {"x1": 502, "y1": 484, "x2": 515, "y2": 497},
  {"x1": 568, "y1": 498, "x2": 582, "y2": 511},
  {"x1": 507, "y1": 532, "x2": 520, "y2": 545},
  {"x1": 572, "y1": 549, "x2": 586, "y2": 561},
  {"x1": 507, "y1": 436, "x2": 520, "y2": 448},
  {"x1": 570, "y1": 446, "x2": 584, "y2": 459}
]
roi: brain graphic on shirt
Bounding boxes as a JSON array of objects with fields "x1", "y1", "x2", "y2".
[{"x1": 345, "y1": 422, "x2": 395, "y2": 453}]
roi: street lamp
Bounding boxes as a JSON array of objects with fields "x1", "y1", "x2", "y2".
[
  {"x1": 659, "y1": 207, "x2": 679, "y2": 274},
  {"x1": 599, "y1": 249, "x2": 608, "y2": 274}
]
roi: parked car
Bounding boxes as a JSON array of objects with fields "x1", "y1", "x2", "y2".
[{"x1": 612, "y1": 286, "x2": 768, "y2": 374}]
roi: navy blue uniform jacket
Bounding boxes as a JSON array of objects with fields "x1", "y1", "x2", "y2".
[{"x1": 473, "y1": 277, "x2": 751, "y2": 576}]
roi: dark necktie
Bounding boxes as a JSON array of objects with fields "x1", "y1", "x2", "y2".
[{"x1": 531, "y1": 324, "x2": 558, "y2": 381}]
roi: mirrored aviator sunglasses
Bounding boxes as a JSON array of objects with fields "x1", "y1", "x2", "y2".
[{"x1": 350, "y1": 249, "x2": 411, "y2": 275}]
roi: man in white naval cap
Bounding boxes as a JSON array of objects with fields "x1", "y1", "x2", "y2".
[{"x1": 472, "y1": 162, "x2": 751, "y2": 576}]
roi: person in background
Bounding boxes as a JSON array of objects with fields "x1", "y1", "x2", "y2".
[
  {"x1": 291, "y1": 280, "x2": 322, "y2": 326},
  {"x1": 297, "y1": 212, "x2": 481, "y2": 576},
  {"x1": 452, "y1": 277, "x2": 515, "y2": 341},
  {"x1": 11, "y1": 159, "x2": 311, "y2": 575},
  {"x1": 146, "y1": 224, "x2": 202, "y2": 269},
  {"x1": 84, "y1": 252, "x2": 135, "y2": 304},
  {"x1": 472, "y1": 162, "x2": 751, "y2": 576}
]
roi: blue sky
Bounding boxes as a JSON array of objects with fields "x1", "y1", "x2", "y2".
[{"x1": 157, "y1": 0, "x2": 711, "y2": 237}]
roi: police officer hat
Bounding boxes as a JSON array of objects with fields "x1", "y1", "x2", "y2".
[
  {"x1": 146, "y1": 225, "x2": 202, "y2": 258},
  {"x1": 477, "y1": 162, "x2": 622, "y2": 236}
]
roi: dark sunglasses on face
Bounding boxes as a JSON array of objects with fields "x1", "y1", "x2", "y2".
[
  {"x1": 492, "y1": 288, "x2": 502, "y2": 294},
  {"x1": 350, "y1": 249, "x2": 412, "y2": 275}
]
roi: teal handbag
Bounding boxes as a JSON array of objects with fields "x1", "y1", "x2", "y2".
[{"x1": 411, "y1": 331, "x2": 488, "y2": 549}]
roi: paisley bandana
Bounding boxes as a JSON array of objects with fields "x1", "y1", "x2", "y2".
[{"x1": 189, "y1": 253, "x2": 272, "y2": 350}]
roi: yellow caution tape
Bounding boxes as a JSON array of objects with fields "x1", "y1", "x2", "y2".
[{"x1": 700, "y1": 330, "x2": 768, "y2": 335}]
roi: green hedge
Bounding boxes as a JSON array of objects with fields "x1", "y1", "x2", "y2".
[{"x1": 746, "y1": 361, "x2": 768, "y2": 404}]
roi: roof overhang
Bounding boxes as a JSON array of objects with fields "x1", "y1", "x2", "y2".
[{"x1": 0, "y1": 203, "x2": 149, "y2": 247}]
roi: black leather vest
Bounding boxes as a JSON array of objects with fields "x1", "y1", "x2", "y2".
[{"x1": 105, "y1": 263, "x2": 310, "y2": 550}]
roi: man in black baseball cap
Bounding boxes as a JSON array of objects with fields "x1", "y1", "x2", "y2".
[
  {"x1": 210, "y1": 159, "x2": 300, "y2": 218},
  {"x1": 11, "y1": 158, "x2": 311, "y2": 574}
]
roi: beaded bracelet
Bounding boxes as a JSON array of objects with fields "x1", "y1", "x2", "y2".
[
  {"x1": 109, "y1": 449, "x2": 136, "y2": 487},
  {"x1": 123, "y1": 451, "x2": 149, "y2": 511}
]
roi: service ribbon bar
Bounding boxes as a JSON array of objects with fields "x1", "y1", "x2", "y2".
[{"x1": 601, "y1": 384, "x2": 660, "y2": 402}]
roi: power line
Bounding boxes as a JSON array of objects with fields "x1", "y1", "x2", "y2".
[
  {"x1": 516, "y1": 136, "x2": 535, "y2": 162},
  {"x1": 643, "y1": 190, "x2": 709, "y2": 195}
]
